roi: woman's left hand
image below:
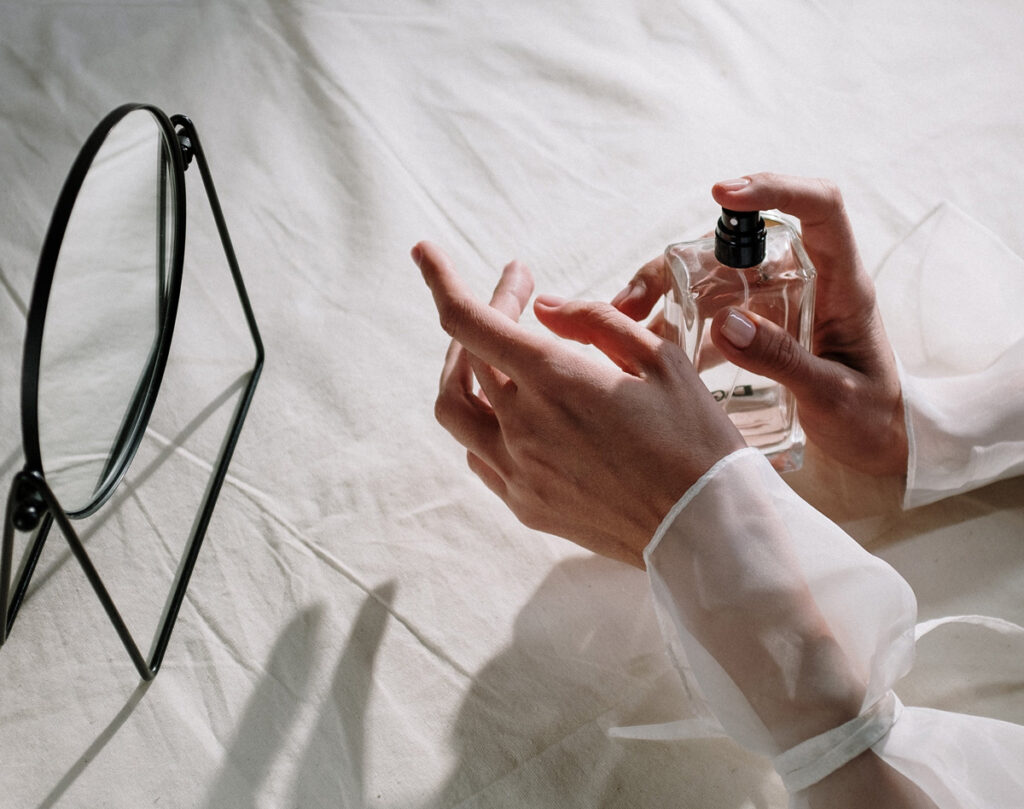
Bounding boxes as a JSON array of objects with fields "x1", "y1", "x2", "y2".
[{"x1": 414, "y1": 240, "x2": 745, "y2": 569}]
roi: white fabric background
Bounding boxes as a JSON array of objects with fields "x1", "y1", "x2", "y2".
[{"x1": 0, "y1": 2, "x2": 1021, "y2": 807}]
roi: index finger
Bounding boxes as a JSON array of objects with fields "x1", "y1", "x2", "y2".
[
  {"x1": 710, "y1": 172, "x2": 865, "y2": 280},
  {"x1": 412, "y1": 241, "x2": 548, "y2": 378}
]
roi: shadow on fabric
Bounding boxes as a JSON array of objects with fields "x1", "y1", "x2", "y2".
[
  {"x1": 200, "y1": 604, "x2": 326, "y2": 808},
  {"x1": 426, "y1": 555, "x2": 781, "y2": 809},
  {"x1": 200, "y1": 581, "x2": 397, "y2": 809},
  {"x1": 34, "y1": 681, "x2": 152, "y2": 809},
  {"x1": 289, "y1": 581, "x2": 397, "y2": 807},
  {"x1": 14, "y1": 374, "x2": 251, "y2": 605}
]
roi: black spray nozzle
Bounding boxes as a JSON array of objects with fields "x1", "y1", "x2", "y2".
[{"x1": 715, "y1": 208, "x2": 766, "y2": 268}]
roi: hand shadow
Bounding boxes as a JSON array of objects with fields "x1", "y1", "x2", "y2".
[
  {"x1": 200, "y1": 604, "x2": 326, "y2": 809},
  {"x1": 428, "y1": 555, "x2": 782, "y2": 809},
  {"x1": 287, "y1": 581, "x2": 396, "y2": 807},
  {"x1": 200, "y1": 582, "x2": 397, "y2": 809}
]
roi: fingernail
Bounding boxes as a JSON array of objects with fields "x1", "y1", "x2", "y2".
[
  {"x1": 535, "y1": 294, "x2": 566, "y2": 308},
  {"x1": 611, "y1": 281, "x2": 645, "y2": 309},
  {"x1": 716, "y1": 177, "x2": 751, "y2": 191},
  {"x1": 721, "y1": 309, "x2": 756, "y2": 348},
  {"x1": 411, "y1": 244, "x2": 424, "y2": 265},
  {"x1": 610, "y1": 285, "x2": 631, "y2": 307}
]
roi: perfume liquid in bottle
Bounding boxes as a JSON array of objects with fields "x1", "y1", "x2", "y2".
[{"x1": 664, "y1": 209, "x2": 816, "y2": 472}]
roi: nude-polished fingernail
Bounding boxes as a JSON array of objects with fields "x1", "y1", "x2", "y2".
[
  {"x1": 716, "y1": 177, "x2": 751, "y2": 190},
  {"x1": 411, "y1": 244, "x2": 424, "y2": 265},
  {"x1": 721, "y1": 309, "x2": 756, "y2": 348}
]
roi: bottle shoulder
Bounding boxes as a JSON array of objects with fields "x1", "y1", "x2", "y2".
[{"x1": 666, "y1": 216, "x2": 815, "y2": 286}]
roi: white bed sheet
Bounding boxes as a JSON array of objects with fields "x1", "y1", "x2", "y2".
[{"x1": 1, "y1": 2, "x2": 1021, "y2": 807}]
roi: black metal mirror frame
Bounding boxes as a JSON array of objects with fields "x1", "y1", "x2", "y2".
[{"x1": 0, "y1": 103, "x2": 264, "y2": 680}]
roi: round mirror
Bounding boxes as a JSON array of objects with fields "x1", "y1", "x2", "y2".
[{"x1": 22, "y1": 104, "x2": 185, "y2": 518}]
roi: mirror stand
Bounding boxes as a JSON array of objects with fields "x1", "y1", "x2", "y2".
[{"x1": 0, "y1": 112, "x2": 264, "y2": 681}]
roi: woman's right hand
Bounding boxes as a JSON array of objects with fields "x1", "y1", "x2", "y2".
[{"x1": 612, "y1": 172, "x2": 908, "y2": 477}]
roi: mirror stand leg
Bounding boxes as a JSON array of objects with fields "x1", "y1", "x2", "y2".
[
  {"x1": 46, "y1": 496, "x2": 154, "y2": 680},
  {"x1": 1, "y1": 482, "x2": 15, "y2": 643},
  {"x1": 2, "y1": 474, "x2": 54, "y2": 643}
]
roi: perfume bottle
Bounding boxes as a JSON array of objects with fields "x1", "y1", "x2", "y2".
[{"x1": 663, "y1": 209, "x2": 816, "y2": 471}]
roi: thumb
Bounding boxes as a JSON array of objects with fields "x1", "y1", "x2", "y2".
[
  {"x1": 711, "y1": 308, "x2": 837, "y2": 403},
  {"x1": 534, "y1": 294, "x2": 660, "y2": 376}
]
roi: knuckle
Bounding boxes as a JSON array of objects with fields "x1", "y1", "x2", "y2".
[
  {"x1": 755, "y1": 171, "x2": 797, "y2": 214},
  {"x1": 514, "y1": 504, "x2": 542, "y2": 532},
  {"x1": 437, "y1": 298, "x2": 468, "y2": 338},
  {"x1": 506, "y1": 488, "x2": 544, "y2": 531},
  {"x1": 490, "y1": 287, "x2": 521, "y2": 318},
  {"x1": 556, "y1": 301, "x2": 606, "y2": 343},
  {"x1": 754, "y1": 170, "x2": 782, "y2": 187},
  {"x1": 812, "y1": 177, "x2": 845, "y2": 222},
  {"x1": 831, "y1": 372, "x2": 860, "y2": 404},
  {"x1": 580, "y1": 301, "x2": 623, "y2": 332},
  {"x1": 813, "y1": 372, "x2": 859, "y2": 418},
  {"x1": 433, "y1": 387, "x2": 463, "y2": 427},
  {"x1": 433, "y1": 392, "x2": 453, "y2": 426},
  {"x1": 762, "y1": 331, "x2": 804, "y2": 378},
  {"x1": 753, "y1": 170, "x2": 785, "y2": 195}
]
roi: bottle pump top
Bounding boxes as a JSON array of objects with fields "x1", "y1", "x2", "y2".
[{"x1": 715, "y1": 208, "x2": 766, "y2": 268}]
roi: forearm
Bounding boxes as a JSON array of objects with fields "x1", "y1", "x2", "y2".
[
  {"x1": 712, "y1": 619, "x2": 936, "y2": 807},
  {"x1": 645, "y1": 448, "x2": 937, "y2": 805}
]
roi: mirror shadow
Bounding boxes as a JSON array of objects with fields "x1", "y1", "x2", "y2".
[{"x1": 33, "y1": 681, "x2": 152, "y2": 809}]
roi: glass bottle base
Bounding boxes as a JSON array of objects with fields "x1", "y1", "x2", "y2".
[{"x1": 763, "y1": 439, "x2": 805, "y2": 474}]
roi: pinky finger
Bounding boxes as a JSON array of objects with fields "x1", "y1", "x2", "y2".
[{"x1": 466, "y1": 450, "x2": 508, "y2": 501}]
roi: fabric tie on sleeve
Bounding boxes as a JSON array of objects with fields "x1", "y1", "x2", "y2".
[
  {"x1": 629, "y1": 448, "x2": 1024, "y2": 808},
  {"x1": 772, "y1": 690, "x2": 903, "y2": 793}
]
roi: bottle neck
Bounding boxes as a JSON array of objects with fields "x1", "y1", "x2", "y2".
[{"x1": 715, "y1": 208, "x2": 766, "y2": 268}]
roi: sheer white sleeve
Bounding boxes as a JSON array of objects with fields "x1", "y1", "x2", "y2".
[
  {"x1": 638, "y1": 447, "x2": 1024, "y2": 809},
  {"x1": 875, "y1": 202, "x2": 1024, "y2": 508}
]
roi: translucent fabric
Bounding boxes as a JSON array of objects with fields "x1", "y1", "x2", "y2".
[
  {"x1": 899, "y1": 351, "x2": 1024, "y2": 509},
  {"x1": 616, "y1": 202, "x2": 1024, "y2": 805},
  {"x1": 640, "y1": 448, "x2": 1024, "y2": 808},
  {"x1": 875, "y1": 201, "x2": 1024, "y2": 509}
]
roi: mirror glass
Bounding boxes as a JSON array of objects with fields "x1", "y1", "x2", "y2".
[{"x1": 36, "y1": 109, "x2": 176, "y2": 514}]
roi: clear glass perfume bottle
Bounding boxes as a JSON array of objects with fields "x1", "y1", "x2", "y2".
[{"x1": 663, "y1": 209, "x2": 816, "y2": 471}]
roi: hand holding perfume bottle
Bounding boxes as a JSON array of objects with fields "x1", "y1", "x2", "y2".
[
  {"x1": 417, "y1": 177, "x2": 1024, "y2": 809},
  {"x1": 663, "y1": 207, "x2": 817, "y2": 471},
  {"x1": 612, "y1": 173, "x2": 908, "y2": 477},
  {"x1": 414, "y1": 240, "x2": 745, "y2": 569}
]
